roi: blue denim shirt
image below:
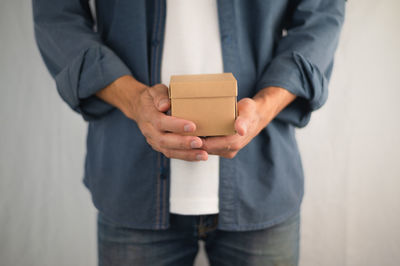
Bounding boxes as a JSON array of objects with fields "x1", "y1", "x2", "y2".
[{"x1": 33, "y1": 0, "x2": 345, "y2": 231}]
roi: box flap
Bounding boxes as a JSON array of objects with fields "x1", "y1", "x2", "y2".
[{"x1": 169, "y1": 73, "x2": 237, "y2": 99}]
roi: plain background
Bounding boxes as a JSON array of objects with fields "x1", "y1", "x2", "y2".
[{"x1": 1, "y1": 0, "x2": 399, "y2": 265}]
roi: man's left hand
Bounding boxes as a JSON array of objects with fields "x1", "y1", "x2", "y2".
[{"x1": 201, "y1": 86, "x2": 296, "y2": 159}]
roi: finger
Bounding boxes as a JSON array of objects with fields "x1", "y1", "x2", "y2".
[
  {"x1": 207, "y1": 150, "x2": 238, "y2": 159},
  {"x1": 163, "y1": 149, "x2": 208, "y2": 162},
  {"x1": 145, "y1": 133, "x2": 207, "y2": 161},
  {"x1": 148, "y1": 84, "x2": 170, "y2": 112},
  {"x1": 153, "y1": 113, "x2": 196, "y2": 133},
  {"x1": 201, "y1": 135, "x2": 242, "y2": 153},
  {"x1": 159, "y1": 133, "x2": 203, "y2": 150}
]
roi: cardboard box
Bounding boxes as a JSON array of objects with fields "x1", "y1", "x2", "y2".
[{"x1": 168, "y1": 73, "x2": 237, "y2": 136}]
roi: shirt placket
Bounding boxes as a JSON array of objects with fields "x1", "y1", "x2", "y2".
[
  {"x1": 216, "y1": 0, "x2": 240, "y2": 229},
  {"x1": 151, "y1": 0, "x2": 169, "y2": 230}
]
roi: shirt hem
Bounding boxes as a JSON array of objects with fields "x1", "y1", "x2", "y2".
[{"x1": 217, "y1": 204, "x2": 302, "y2": 232}]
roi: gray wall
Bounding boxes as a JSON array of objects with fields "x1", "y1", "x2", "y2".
[{"x1": 1, "y1": 0, "x2": 399, "y2": 265}]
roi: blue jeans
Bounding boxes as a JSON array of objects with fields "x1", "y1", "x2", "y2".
[{"x1": 97, "y1": 211, "x2": 300, "y2": 266}]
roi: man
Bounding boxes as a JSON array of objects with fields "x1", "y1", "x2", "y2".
[{"x1": 33, "y1": 0, "x2": 345, "y2": 265}]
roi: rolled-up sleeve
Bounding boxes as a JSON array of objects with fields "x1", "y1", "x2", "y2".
[
  {"x1": 256, "y1": 0, "x2": 345, "y2": 127},
  {"x1": 32, "y1": 0, "x2": 132, "y2": 121}
]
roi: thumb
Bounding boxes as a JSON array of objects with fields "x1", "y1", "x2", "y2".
[
  {"x1": 234, "y1": 98, "x2": 255, "y2": 136},
  {"x1": 235, "y1": 116, "x2": 248, "y2": 136},
  {"x1": 148, "y1": 84, "x2": 170, "y2": 112}
]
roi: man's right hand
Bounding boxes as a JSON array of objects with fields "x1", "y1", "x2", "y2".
[{"x1": 96, "y1": 75, "x2": 208, "y2": 162}]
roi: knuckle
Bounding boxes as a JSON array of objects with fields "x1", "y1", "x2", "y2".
[
  {"x1": 241, "y1": 98, "x2": 254, "y2": 107},
  {"x1": 146, "y1": 139, "x2": 158, "y2": 151},
  {"x1": 145, "y1": 137, "x2": 151, "y2": 144},
  {"x1": 155, "y1": 83, "x2": 168, "y2": 92},
  {"x1": 152, "y1": 145, "x2": 160, "y2": 152},
  {"x1": 242, "y1": 98, "x2": 253, "y2": 105},
  {"x1": 142, "y1": 130, "x2": 151, "y2": 140},
  {"x1": 154, "y1": 96, "x2": 162, "y2": 105},
  {"x1": 230, "y1": 143, "x2": 241, "y2": 151},
  {"x1": 163, "y1": 149, "x2": 171, "y2": 158},
  {"x1": 226, "y1": 152, "x2": 237, "y2": 159},
  {"x1": 157, "y1": 94, "x2": 167, "y2": 101},
  {"x1": 147, "y1": 142, "x2": 157, "y2": 152},
  {"x1": 201, "y1": 141, "x2": 209, "y2": 151},
  {"x1": 224, "y1": 154, "x2": 232, "y2": 159},
  {"x1": 146, "y1": 86, "x2": 154, "y2": 94},
  {"x1": 154, "y1": 119, "x2": 163, "y2": 130},
  {"x1": 124, "y1": 110, "x2": 135, "y2": 121},
  {"x1": 182, "y1": 139, "x2": 191, "y2": 149},
  {"x1": 159, "y1": 137, "x2": 166, "y2": 148}
]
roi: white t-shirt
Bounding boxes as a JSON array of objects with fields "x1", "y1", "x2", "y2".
[{"x1": 161, "y1": 0, "x2": 223, "y2": 215}]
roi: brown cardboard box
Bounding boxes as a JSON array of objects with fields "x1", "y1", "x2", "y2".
[{"x1": 169, "y1": 73, "x2": 237, "y2": 136}]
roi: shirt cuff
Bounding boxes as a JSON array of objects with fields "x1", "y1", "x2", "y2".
[
  {"x1": 55, "y1": 45, "x2": 132, "y2": 121},
  {"x1": 257, "y1": 51, "x2": 329, "y2": 128}
]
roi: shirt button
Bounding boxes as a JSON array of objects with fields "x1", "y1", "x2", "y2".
[{"x1": 160, "y1": 172, "x2": 167, "y2": 179}]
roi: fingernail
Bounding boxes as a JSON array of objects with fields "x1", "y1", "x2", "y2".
[
  {"x1": 196, "y1": 154, "x2": 204, "y2": 161},
  {"x1": 184, "y1": 124, "x2": 194, "y2": 132},
  {"x1": 158, "y1": 99, "x2": 169, "y2": 109},
  {"x1": 190, "y1": 140, "x2": 202, "y2": 149}
]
